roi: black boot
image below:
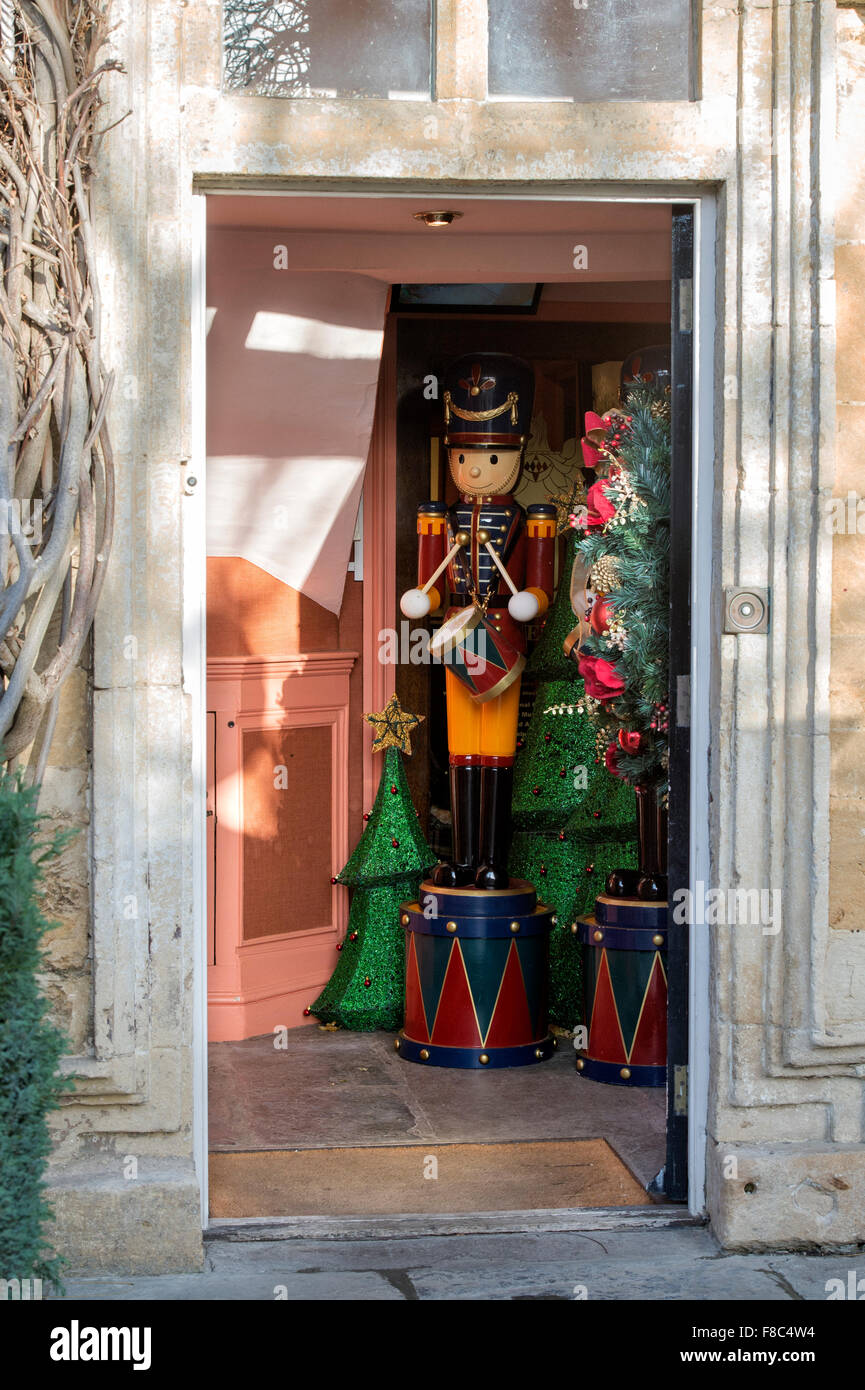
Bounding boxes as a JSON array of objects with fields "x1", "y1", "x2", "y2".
[
  {"x1": 475, "y1": 765, "x2": 514, "y2": 891},
  {"x1": 432, "y1": 764, "x2": 481, "y2": 888},
  {"x1": 605, "y1": 868, "x2": 641, "y2": 899}
]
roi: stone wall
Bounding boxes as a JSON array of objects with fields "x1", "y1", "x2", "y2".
[
  {"x1": 39, "y1": 0, "x2": 865, "y2": 1269},
  {"x1": 40, "y1": 665, "x2": 91, "y2": 1059},
  {"x1": 831, "y1": 8, "x2": 865, "y2": 945}
]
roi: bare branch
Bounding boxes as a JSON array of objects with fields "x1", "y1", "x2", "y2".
[{"x1": 0, "y1": 0, "x2": 119, "y2": 770}]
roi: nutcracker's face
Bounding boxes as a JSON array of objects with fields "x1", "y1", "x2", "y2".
[
  {"x1": 448, "y1": 446, "x2": 522, "y2": 498},
  {"x1": 441, "y1": 353, "x2": 535, "y2": 499}
]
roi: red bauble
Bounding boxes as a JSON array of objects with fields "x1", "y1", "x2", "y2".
[
  {"x1": 618, "y1": 729, "x2": 643, "y2": 755},
  {"x1": 391, "y1": 838, "x2": 400, "y2": 848},
  {"x1": 390, "y1": 785, "x2": 398, "y2": 794},
  {"x1": 590, "y1": 595, "x2": 614, "y2": 635},
  {"x1": 532, "y1": 786, "x2": 541, "y2": 796},
  {"x1": 349, "y1": 931, "x2": 358, "y2": 942},
  {"x1": 363, "y1": 977, "x2": 371, "y2": 988},
  {"x1": 303, "y1": 1007, "x2": 311, "y2": 1016}
]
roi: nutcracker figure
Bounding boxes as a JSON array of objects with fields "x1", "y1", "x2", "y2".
[{"x1": 400, "y1": 353, "x2": 557, "y2": 891}]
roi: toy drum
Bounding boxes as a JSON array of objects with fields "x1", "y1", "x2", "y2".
[
  {"x1": 575, "y1": 895, "x2": 668, "y2": 1087},
  {"x1": 428, "y1": 603, "x2": 483, "y2": 659},
  {"x1": 397, "y1": 879, "x2": 555, "y2": 1068},
  {"x1": 429, "y1": 604, "x2": 525, "y2": 703}
]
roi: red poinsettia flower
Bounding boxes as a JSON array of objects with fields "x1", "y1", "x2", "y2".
[
  {"x1": 605, "y1": 742, "x2": 623, "y2": 777},
  {"x1": 584, "y1": 478, "x2": 616, "y2": 530},
  {"x1": 617, "y1": 729, "x2": 643, "y2": 754},
  {"x1": 578, "y1": 653, "x2": 625, "y2": 702}
]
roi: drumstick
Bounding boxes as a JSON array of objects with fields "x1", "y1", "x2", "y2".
[
  {"x1": 421, "y1": 539, "x2": 463, "y2": 595},
  {"x1": 483, "y1": 540, "x2": 519, "y2": 597}
]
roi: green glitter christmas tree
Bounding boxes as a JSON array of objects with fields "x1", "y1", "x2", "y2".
[
  {"x1": 509, "y1": 530, "x2": 638, "y2": 1028},
  {"x1": 310, "y1": 699, "x2": 436, "y2": 1032}
]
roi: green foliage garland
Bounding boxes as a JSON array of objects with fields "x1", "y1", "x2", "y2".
[
  {"x1": 575, "y1": 388, "x2": 672, "y2": 793},
  {"x1": 510, "y1": 530, "x2": 637, "y2": 1026}
]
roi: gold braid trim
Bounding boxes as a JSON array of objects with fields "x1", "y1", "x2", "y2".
[{"x1": 443, "y1": 390, "x2": 519, "y2": 426}]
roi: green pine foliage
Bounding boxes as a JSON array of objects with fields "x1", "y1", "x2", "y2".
[
  {"x1": 310, "y1": 881, "x2": 413, "y2": 1031},
  {"x1": 577, "y1": 387, "x2": 672, "y2": 791},
  {"x1": 525, "y1": 539, "x2": 584, "y2": 682},
  {"x1": 512, "y1": 678, "x2": 637, "y2": 838},
  {"x1": 311, "y1": 746, "x2": 436, "y2": 1030},
  {"x1": 0, "y1": 767, "x2": 74, "y2": 1289},
  {"x1": 511, "y1": 830, "x2": 637, "y2": 1028},
  {"x1": 337, "y1": 747, "x2": 435, "y2": 887}
]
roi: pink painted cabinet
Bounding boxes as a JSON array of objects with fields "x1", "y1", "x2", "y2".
[{"x1": 207, "y1": 652, "x2": 357, "y2": 1041}]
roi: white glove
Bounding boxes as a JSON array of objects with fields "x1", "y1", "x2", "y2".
[
  {"x1": 508, "y1": 589, "x2": 541, "y2": 622},
  {"x1": 400, "y1": 587, "x2": 432, "y2": 619}
]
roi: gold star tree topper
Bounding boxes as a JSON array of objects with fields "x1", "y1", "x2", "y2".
[{"x1": 364, "y1": 693, "x2": 424, "y2": 756}]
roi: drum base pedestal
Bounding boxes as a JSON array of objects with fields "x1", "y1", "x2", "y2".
[
  {"x1": 575, "y1": 896, "x2": 668, "y2": 1089},
  {"x1": 575, "y1": 1055, "x2": 666, "y2": 1087},
  {"x1": 399, "y1": 878, "x2": 555, "y2": 1071},
  {"x1": 396, "y1": 1032, "x2": 556, "y2": 1070}
]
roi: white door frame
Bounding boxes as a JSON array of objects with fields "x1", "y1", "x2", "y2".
[
  {"x1": 186, "y1": 185, "x2": 717, "y2": 1227},
  {"x1": 188, "y1": 191, "x2": 209, "y2": 1228}
]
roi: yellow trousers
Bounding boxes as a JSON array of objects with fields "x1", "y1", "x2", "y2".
[{"x1": 445, "y1": 669, "x2": 522, "y2": 758}]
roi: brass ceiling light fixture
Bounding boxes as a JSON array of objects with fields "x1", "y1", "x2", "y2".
[{"x1": 413, "y1": 210, "x2": 464, "y2": 227}]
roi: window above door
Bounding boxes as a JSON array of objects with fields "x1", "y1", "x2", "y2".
[
  {"x1": 223, "y1": 0, "x2": 434, "y2": 100},
  {"x1": 222, "y1": 0, "x2": 695, "y2": 103},
  {"x1": 487, "y1": 0, "x2": 693, "y2": 103}
]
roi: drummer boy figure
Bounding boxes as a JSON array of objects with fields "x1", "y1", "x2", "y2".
[{"x1": 400, "y1": 354, "x2": 557, "y2": 890}]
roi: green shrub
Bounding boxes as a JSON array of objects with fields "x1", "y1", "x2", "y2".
[{"x1": 0, "y1": 767, "x2": 74, "y2": 1289}]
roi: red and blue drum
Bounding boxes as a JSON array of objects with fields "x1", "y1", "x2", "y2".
[
  {"x1": 575, "y1": 895, "x2": 668, "y2": 1087},
  {"x1": 397, "y1": 879, "x2": 555, "y2": 1068},
  {"x1": 428, "y1": 604, "x2": 525, "y2": 703}
]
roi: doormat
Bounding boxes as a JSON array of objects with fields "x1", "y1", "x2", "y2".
[{"x1": 208, "y1": 1139, "x2": 650, "y2": 1217}]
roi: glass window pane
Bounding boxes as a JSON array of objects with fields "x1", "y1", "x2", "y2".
[
  {"x1": 488, "y1": 0, "x2": 692, "y2": 102},
  {"x1": 224, "y1": 0, "x2": 432, "y2": 99}
]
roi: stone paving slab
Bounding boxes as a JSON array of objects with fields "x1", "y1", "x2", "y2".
[
  {"x1": 762, "y1": 1256, "x2": 865, "y2": 1302},
  {"x1": 47, "y1": 1271, "x2": 402, "y2": 1301},
  {"x1": 209, "y1": 1030, "x2": 666, "y2": 1187},
  {"x1": 407, "y1": 1256, "x2": 790, "y2": 1302},
  {"x1": 203, "y1": 1225, "x2": 721, "y2": 1272},
  {"x1": 48, "y1": 1228, "x2": 865, "y2": 1301}
]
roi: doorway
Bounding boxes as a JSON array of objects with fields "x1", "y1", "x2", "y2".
[{"x1": 191, "y1": 189, "x2": 714, "y2": 1226}]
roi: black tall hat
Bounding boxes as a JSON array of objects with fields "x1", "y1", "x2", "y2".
[{"x1": 442, "y1": 353, "x2": 535, "y2": 449}]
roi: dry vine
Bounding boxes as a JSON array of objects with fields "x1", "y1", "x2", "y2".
[{"x1": 0, "y1": 0, "x2": 118, "y2": 782}]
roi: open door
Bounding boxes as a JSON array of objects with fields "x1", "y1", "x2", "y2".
[{"x1": 665, "y1": 204, "x2": 695, "y2": 1201}]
